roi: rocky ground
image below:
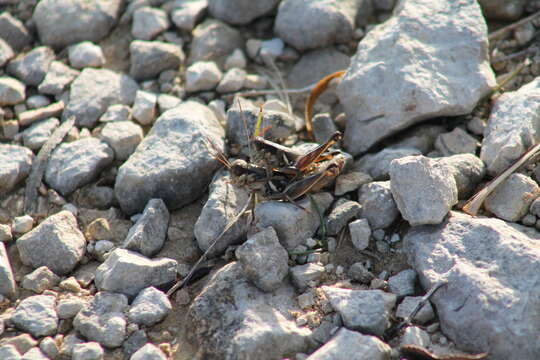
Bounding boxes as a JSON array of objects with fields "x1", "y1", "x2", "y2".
[{"x1": 1, "y1": 0, "x2": 540, "y2": 359}]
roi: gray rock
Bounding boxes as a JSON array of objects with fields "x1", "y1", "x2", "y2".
[
  {"x1": 322, "y1": 287, "x2": 396, "y2": 336},
  {"x1": 57, "y1": 298, "x2": 86, "y2": 319},
  {"x1": 390, "y1": 156, "x2": 458, "y2": 226},
  {"x1": 72, "y1": 342, "x2": 104, "y2": 360},
  {"x1": 127, "y1": 287, "x2": 172, "y2": 326},
  {"x1": 348, "y1": 262, "x2": 374, "y2": 284},
  {"x1": 45, "y1": 137, "x2": 114, "y2": 196},
  {"x1": 275, "y1": 0, "x2": 358, "y2": 51},
  {"x1": 216, "y1": 67, "x2": 246, "y2": 93},
  {"x1": 17, "y1": 211, "x2": 86, "y2": 275},
  {"x1": 484, "y1": 173, "x2": 540, "y2": 222},
  {"x1": 0, "y1": 38, "x2": 14, "y2": 67},
  {"x1": 185, "y1": 61, "x2": 223, "y2": 92},
  {"x1": 122, "y1": 330, "x2": 147, "y2": 358},
  {"x1": 481, "y1": 77, "x2": 540, "y2": 176},
  {"x1": 325, "y1": 200, "x2": 361, "y2": 236},
  {"x1": 355, "y1": 147, "x2": 422, "y2": 181},
  {"x1": 311, "y1": 113, "x2": 338, "y2": 146},
  {"x1": 157, "y1": 93, "x2": 182, "y2": 113},
  {"x1": 132, "y1": 90, "x2": 157, "y2": 125},
  {"x1": 1, "y1": 334, "x2": 37, "y2": 355},
  {"x1": 123, "y1": 198, "x2": 169, "y2": 257},
  {"x1": 478, "y1": 0, "x2": 526, "y2": 20},
  {"x1": 20, "y1": 347, "x2": 48, "y2": 360},
  {"x1": 404, "y1": 211, "x2": 540, "y2": 360},
  {"x1": 22, "y1": 118, "x2": 60, "y2": 151},
  {"x1": 335, "y1": 171, "x2": 372, "y2": 196},
  {"x1": 358, "y1": 181, "x2": 399, "y2": 230},
  {"x1": 11, "y1": 295, "x2": 58, "y2": 338},
  {"x1": 235, "y1": 227, "x2": 289, "y2": 292},
  {"x1": 287, "y1": 47, "x2": 350, "y2": 108},
  {"x1": 73, "y1": 292, "x2": 128, "y2": 348},
  {"x1": 39, "y1": 338, "x2": 59, "y2": 359},
  {"x1": 307, "y1": 328, "x2": 391, "y2": 360},
  {"x1": 530, "y1": 197, "x2": 540, "y2": 217},
  {"x1": 0, "y1": 224, "x2": 12, "y2": 243},
  {"x1": 185, "y1": 262, "x2": 312, "y2": 359},
  {"x1": 401, "y1": 326, "x2": 430, "y2": 348},
  {"x1": 0, "y1": 243, "x2": 16, "y2": 299},
  {"x1": 0, "y1": 345, "x2": 21, "y2": 360},
  {"x1": 131, "y1": 344, "x2": 166, "y2": 360},
  {"x1": 171, "y1": 0, "x2": 208, "y2": 31},
  {"x1": 209, "y1": 0, "x2": 279, "y2": 25},
  {"x1": 338, "y1": 0, "x2": 495, "y2": 155},
  {"x1": 187, "y1": 19, "x2": 243, "y2": 66},
  {"x1": 388, "y1": 269, "x2": 417, "y2": 298},
  {"x1": 99, "y1": 104, "x2": 131, "y2": 123},
  {"x1": 7, "y1": 46, "x2": 55, "y2": 86},
  {"x1": 64, "y1": 68, "x2": 138, "y2": 128},
  {"x1": 115, "y1": 101, "x2": 224, "y2": 215},
  {"x1": 94, "y1": 249, "x2": 177, "y2": 297},
  {"x1": 33, "y1": 0, "x2": 122, "y2": 48},
  {"x1": 253, "y1": 192, "x2": 334, "y2": 250},
  {"x1": 395, "y1": 296, "x2": 435, "y2": 325},
  {"x1": 194, "y1": 171, "x2": 251, "y2": 256},
  {"x1": 68, "y1": 41, "x2": 105, "y2": 69},
  {"x1": 26, "y1": 95, "x2": 51, "y2": 109},
  {"x1": 99, "y1": 121, "x2": 143, "y2": 161},
  {"x1": 38, "y1": 61, "x2": 79, "y2": 95},
  {"x1": 290, "y1": 263, "x2": 325, "y2": 291},
  {"x1": 434, "y1": 127, "x2": 478, "y2": 156},
  {"x1": 130, "y1": 40, "x2": 184, "y2": 81},
  {"x1": 59, "y1": 334, "x2": 84, "y2": 357},
  {"x1": 12, "y1": 215, "x2": 34, "y2": 235},
  {"x1": 436, "y1": 153, "x2": 486, "y2": 199},
  {"x1": 0, "y1": 12, "x2": 32, "y2": 51},
  {"x1": 349, "y1": 219, "x2": 371, "y2": 251},
  {"x1": 0, "y1": 144, "x2": 33, "y2": 194},
  {"x1": 21, "y1": 266, "x2": 60, "y2": 293},
  {"x1": 0, "y1": 77, "x2": 26, "y2": 106},
  {"x1": 132, "y1": 7, "x2": 169, "y2": 40}
]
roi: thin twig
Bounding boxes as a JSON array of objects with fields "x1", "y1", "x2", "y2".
[
  {"x1": 490, "y1": 58, "x2": 531, "y2": 97},
  {"x1": 166, "y1": 193, "x2": 254, "y2": 297},
  {"x1": 24, "y1": 116, "x2": 75, "y2": 214},
  {"x1": 489, "y1": 10, "x2": 540, "y2": 42},
  {"x1": 491, "y1": 46, "x2": 537, "y2": 64}
]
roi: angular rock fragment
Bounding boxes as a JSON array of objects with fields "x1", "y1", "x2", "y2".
[
  {"x1": 338, "y1": 0, "x2": 495, "y2": 155},
  {"x1": 0, "y1": 144, "x2": 33, "y2": 194},
  {"x1": 73, "y1": 292, "x2": 128, "y2": 348},
  {"x1": 11, "y1": 295, "x2": 58, "y2": 338},
  {"x1": 322, "y1": 286, "x2": 396, "y2": 336},
  {"x1": 114, "y1": 101, "x2": 224, "y2": 215},
  {"x1": 94, "y1": 249, "x2": 177, "y2": 297},
  {"x1": 129, "y1": 40, "x2": 184, "y2": 81},
  {"x1": 185, "y1": 262, "x2": 312, "y2": 359},
  {"x1": 209, "y1": 0, "x2": 279, "y2": 25},
  {"x1": 484, "y1": 173, "x2": 540, "y2": 222},
  {"x1": 307, "y1": 328, "x2": 391, "y2": 360},
  {"x1": 17, "y1": 211, "x2": 86, "y2": 275},
  {"x1": 123, "y1": 198, "x2": 169, "y2": 257},
  {"x1": 7, "y1": 46, "x2": 55, "y2": 86},
  {"x1": 358, "y1": 181, "x2": 399, "y2": 229},
  {"x1": 45, "y1": 138, "x2": 114, "y2": 196},
  {"x1": 33, "y1": 0, "x2": 123, "y2": 48},
  {"x1": 63, "y1": 68, "x2": 138, "y2": 128},
  {"x1": 235, "y1": 227, "x2": 289, "y2": 292},
  {"x1": 390, "y1": 156, "x2": 458, "y2": 226},
  {"x1": 481, "y1": 77, "x2": 540, "y2": 176},
  {"x1": 127, "y1": 287, "x2": 171, "y2": 326},
  {"x1": 187, "y1": 19, "x2": 243, "y2": 66},
  {"x1": 0, "y1": 243, "x2": 16, "y2": 299},
  {"x1": 404, "y1": 212, "x2": 540, "y2": 359}
]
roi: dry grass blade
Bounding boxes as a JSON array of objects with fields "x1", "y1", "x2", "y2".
[
  {"x1": 167, "y1": 193, "x2": 254, "y2": 297},
  {"x1": 24, "y1": 116, "x2": 76, "y2": 215},
  {"x1": 488, "y1": 9, "x2": 540, "y2": 42},
  {"x1": 462, "y1": 142, "x2": 540, "y2": 216},
  {"x1": 304, "y1": 70, "x2": 346, "y2": 140}
]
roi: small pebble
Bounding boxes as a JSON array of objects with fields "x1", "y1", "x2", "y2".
[{"x1": 12, "y1": 215, "x2": 33, "y2": 234}]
